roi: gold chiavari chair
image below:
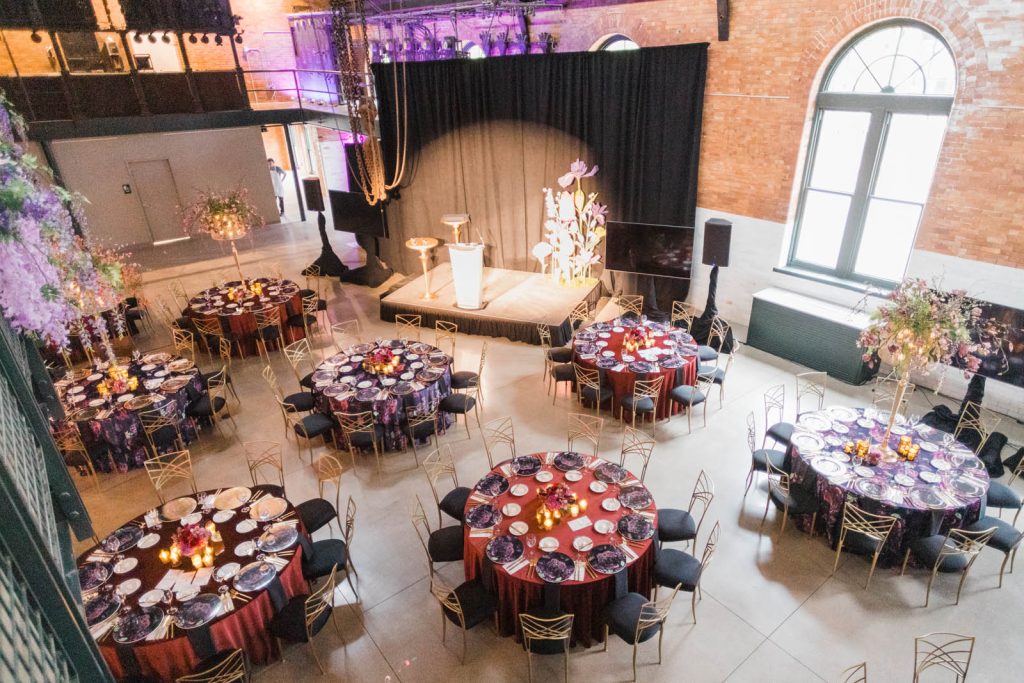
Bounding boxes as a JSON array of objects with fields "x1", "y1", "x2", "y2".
[
  {"x1": 796, "y1": 371, "x2": 828, "y2": 416},
  {"x1": 482, "y1": 416, "x2": 516, "y2": 469},
  {"x1": 696, "y1": 320, "x2": 732, "y2": 407},
  {"x1": 439, "y1": 378, "x2": 482, "y2": 439},
  {"x1": 435, "y1": 320, "x2": 458, "y2": 358},
  {"x1": 953, "y1": 400, "x2": 1000, "y2": 455},
  {"x1": 172, "y1": 328, "x2": 197, "y2": 362},
  {"x1": 567, "y1": 413, "x2": 603, "y2": 455},
  {"x1": 575, "y1": 363, "x2": 611, "y2": 415},
  {"x1": 761, "y1": 457, "x2": 817, "y2": 539},
  {"x1": 411, "y1": 494, "x2": 464, "y2": 575},
  {"x1": 331, "y1": 319, "x2": 362, "y2": 354},
  {"x1": 872, "y1": 370, "x2": 916, "y2": 416},
  {"x1": 174, "y1": 647, "x2": 248, "y2": 683},
  {"x1": 276, "y1": 400, "x2": 334, "y2": 462},
  {"x1": 217, "y1": 337, "x2": 241, "y2": 406},
  {"x1": 653, "y1": 521, "x2": 720, "y2": 624},
  {"x1": 191, "y1": 316, "x2": 224, "y2": 360},
  {"x1": 744, "y1": 411, "x2": 786, "y2": 496},
  {"x1": 289, "y1": 294, "x2": 324, "y2": 349},
  {"x1": 670, "y1": 300, "x2": 698, "y2": 332},
  {"x1": 423, "y1": 444, "x2": 469, "y2": 527},
  {"x1": 836, "y1": 662, "x2": 867, "y2": 683},
  {"x1": 405, "y1": 405, "x2": 440, "y2": 466},
  {"x1": 452, "y1": 341, "x2": 488, "y2": 405},
  {"x1": 170, "y1": 279, "x2": 190, "y2": 313},
  {"x1": 283, "y1": 338, "x2": 317, "y2": 390},
  {"x1": 304, "y1": 264, "x2": 331, "y2": 330},
  {"x1": 619, "y1": 426, "x2": 656, "y2": 482},
  {"x1": 312, "y1": 452, "x2": 346, "y2": 517},
  {"x1": 254, "y1": 305, "x2": 286, "y2": 362},
  {"x1": 198, "y1": 367, "x2": 236, "y2": 436},
  {"x1": 615, "y1": 293, "x2": 644, "y2": 318},
  {"x1": 913, "y1": 632, "x2": 975, "y2": 682},
  {"x1": 568, "y1": 301, "x2": 590, "y2": 338},
  {"x1": 762, "y1": 383, "x2": 792, "y2": 449},
  {"x1": 621, "y1": 375, "x2": 664, "y2": 432},
  {"x1": 139, "y1": 408, "x2": 186, "y2": 460},
  {"x1": 832, "y1": 501, "x2": 899, "y2": 589},
  {"x1": 269, "y1": 566, "x2": 343, "y2": 675},
  {"x1": 430, "y1": 574, "x2": 497, "y2": 665},
  {"x1": 395, "y1": 313, "x2": 422, "y2": 341},
  {"x1": 261, "y1": 364, "x2": 316, "y2": 416},
  {"x1": 54, "y1": 425, "x2": 100, "y2": 489},
  {"x1": 244, "y1": 440, "x2": 285, "y2": 490},
  {"x1": 603, "y1": 584, "x2": 680, "y2": 682},
  {"x1": 900, "y1": 527, "x2": 996, "y2": 607},
  {"x1": 538, "y1": 324, "x2": 571, "y2": 389},
  {"x1": 335, "y1": 410, "x2": 383, "y2": 474},
  {"x1": 657, "y1": 470, "x2": 714, "y2": 548},
  {"x1": 520, "y1": 612, "x2": 574, "y2": 683},
  {"x1": 144, "y1": 449, "x2": 197, "y2": 505}
]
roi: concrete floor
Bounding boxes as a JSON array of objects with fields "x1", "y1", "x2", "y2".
[{"x1": 76, "y1": 222, "x2": 1024, "y2": 682}]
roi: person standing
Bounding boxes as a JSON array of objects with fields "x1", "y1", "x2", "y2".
[{"x1": 268, "y1": 158, "x2": 287, "y2": 217}]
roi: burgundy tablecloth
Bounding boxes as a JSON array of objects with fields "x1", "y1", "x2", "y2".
[
  {"x1": 187, "y1": 278, "x2": 304, "y2": 356},
  {"x1": 464, "y1": 453, "x2": 656, "y2": 647}
]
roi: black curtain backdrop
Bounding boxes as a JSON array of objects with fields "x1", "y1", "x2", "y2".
[{"x1": 374, "y1": 44, "x2": 707, "y2": 309}]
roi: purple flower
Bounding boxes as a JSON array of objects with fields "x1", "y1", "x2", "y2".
[
  {"x1": 591, "y1": 202, "x2": 608, "y2": 225},
  {"x1": 557, "y1": 159, "x2": 599, "y2": 188}
]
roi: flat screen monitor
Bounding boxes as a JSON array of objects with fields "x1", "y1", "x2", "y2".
[
  {"x1": 604, "y1": 221, "x2": 694, "y2": 279},
  {"x1": 328, "y1": 190, "x2": 388, "y2": 238}
]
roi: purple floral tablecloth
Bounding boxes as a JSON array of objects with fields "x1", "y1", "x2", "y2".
[
  {"x1": 56, "y1": 354, "x2": 205, "y2": 472},
  {"x1": 311, "y1": 340, "x2": 453, "y2": 452},
  {"x1": 789, "y1": 406, "x2": 988, "y2": 563}
]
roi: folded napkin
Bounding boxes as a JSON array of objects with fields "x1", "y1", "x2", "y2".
[
  {"x1": 410, "y1": 381, "x2": 425, "y2": 391},
  {"x1": 611, "y1": 364, "x2": 626, "y2": 372},
  {"x1": 90, "y1": 618, "x2": 115, "y2": 641},
  {"x1": 619, "y1": 543, "x2": 639, "y2": 562},
  {"x1": 585, "y1": 458, "x2": 600, "y2": 470},
  {"x1": 274, "y1": 519, "x2": 299, "y2": 527},
  {"x1": 220, "y1": 591, "x2": 235, "y2": 614},
  {"x1": 468, "y1": 528, "x2": 493, "y2": 539},
  {"x1": 145, "y1": 615, "x2": 171, "y2": 641},
  {"x1": 86, "y1": 551, "x2": 114, "y2": 563},
  {"x1": 503, "y1": 556, "x2": 529, "y2": 575},
  {"x1": 637, "y1": 511, "x2": 656, "y2": 521},
  {"x1": 499, "y1": 464, "x2": 512, "y2": 477},
  {"x1": 468, "y1": 493, "x2": 492, "y2": 504},
  {"x1": 265, "y1": 556, "x2": 289, "y2": 571},
  {"x1": 622, "y1": 479, "x2": 641, "y2": 488},
  {"x1": 578, "y1": 354, "x2": 596, "y2": 360},
  {"x1": 568, "y1": 515, "x2": 592, "y2": 532},
  {"x1": 545, "y1": 452, "x2": 556, "y2": 465},
  {"x1": 573, "y1": 561, "x2": 586, "y2": 582}
]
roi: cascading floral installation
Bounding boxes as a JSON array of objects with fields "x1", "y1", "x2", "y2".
[
  {"x1": 0, "y1": 89, "x2": 127, "y2": 349},
  {"x1": 534, "y1": 159, "x2": 608, "y2": 287}
]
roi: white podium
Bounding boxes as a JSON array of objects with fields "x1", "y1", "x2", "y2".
[{"x1": 447, "y1": 243, "x2": 485, "y2": 310}]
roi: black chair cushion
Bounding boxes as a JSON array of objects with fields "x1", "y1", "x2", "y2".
[
  {"x1": 451, "y1": 371, "x2": 479, "y2": 389},
  {"x1": 410, "y1": 419, "x2": 437, "y2": 440},
  {"x1": 657, "y1": 508, "x2": 696, "y2": 543},
  {"x1": 259, "y1": 326, "x2": 282, "y2": 342},
  {"x1": 669, "y1": 385, "x2": 706, "y2": 406},
  {"x1": 296, "y1": 413, "x2": 334, "y2": 439},
  {"x1": 303, "y1": 538, "x2": 348, "y2": 581},
  {"x1": 442, "y1": 580, "x2": 496, "y2": 629},
  {"x1": 287, "y1": 314, "x2": 317, "y2": 329},
  {"x1": 652, "y1": 548, "x2": 702, "y2": 591},
  {"x1": 269, "y1": 594, "x2": 329, "y2": 643},
  {"x1": 697, "y1": 345, "x2": 718, "y2": 362},
  {"x1": 549, "y1": 364, "x2": 575, "y2": 382},
  {"x1": 604, "y1": 592, "x2": 660, "y2": 644},
  {"x1": 967, "y1": 516, "x2": 1024, "y2": 553},
  {"x1": 909, "y1": 535, "x2": 970, "y2": 573},
  {"x1": 986, "y1": 481, "x2": 1023, "y2": 510},
  {"x1": 769, "y1": 486, "x2": 818, "y2": 516},
  {"x1": 752, "y1": 448, "x2": 787, "y2": 473},
  {"x1": 299, "y1": 372, "x2": 315, "y2": 390},
  {"x1": 283, "y1": 391, "x2": 316, "y2": 412},
  {"x1": 439, "y1": 486, "x2": 472, "y2": 522},
  {"x1": 840, "y1": 530, "x2": 883, "y2": 557},
  {"x1": 697, "y1": 365, "x2": 726, "y2": 384},
  {"x1": 767, "y1": 422, "x2": 795, "y2": 445},
  {"x1": 428, "y1": 526, "x2": 465, "y2": 563},
  {"x1": 149, "y1": 424, "x2": 180, "y2": 450},
  {"x1": 580, "y1": 384, "x2": 613, "y2": 404},
  {"x1": 621, "y1": 395, "x2": 656, "y2": 413},
  {"x1": 186, "y1": 395, "x2": 225, "y2": 418},
  {"x1": 347, "y1": 424, "x2": 385, "y2": 448},
  {"x1": 547, "y1": 347, "x2": 574, "y2": 363},
  {"x1": 317, "y1": 299, "x2": 327, "y2": 311},
  {"x1": 296, "y1": 498, "x2": 337, "y2": 534},
  {"x1": 299, "y1": 288, "x2": 316, "y2": 299},
  {"x1": 440, "y1": 393, "x2": 476, "y2": 414}
]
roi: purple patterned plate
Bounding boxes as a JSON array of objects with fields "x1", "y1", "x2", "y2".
[
  {"x1": 312, "y1": 369, "x2": 336, "y2": 383},
  {"x1": 617, "y1": 513, "x2": 655, "y2": 541},
  {"x1": 392, "y1": 382, "x2": 415, "y2": 396},
  {"x1": 352, "y1": 343, "x2": 374, "y2": 354},
  {"x1": 853, "y1": 477, "x2": 891, "y2": 500},
  {"x1": 476, "y1": 473, "x2": 510, "y2": 497},
  {"x1": 629, "y1": 361, "x2": 658, "y2": 374},
  {"x1": 948, "y1": 476, "x2": 985, "y2": 498},
  {"x1": 112, "y1": 606, "x2": 164, "y2": 644},
  {"x1": 589, "y1": 544, "x2": 627, "y2": 574},
  {"x1": 416, "y1": 368, "x2": 444, "y2": 382},
  {"x1": 233, "y1": 561, "x2": 276, "y2": 592},
  {"x1": 78, "y1": 561, "x2": 113, "y2": 592},
  {"x1": 465, "y1": 504, "x2": 502, "y2": 529},
  {"x1": 175, "y1": 593, "x2": 222, "y2": 630},
  {"x1": 102, "y1": 525, "x2": 144, "y2": 553},
  {"x1": 618, "y1": 486, "x2": 654, "y2": 510},
  {"x1": 659, "y1": 356, "x2": 684, "y2": 369},
  {"x1": 909, "y1": 486, "x2": 946, "y2": 509},
  {"x1": 355, "y1": 388, "x2": 379, "y2": 402},
  {"x1": 596, "y1": 357, "x2": 618, "y2": 369},
  {"x1": 511, "y1": 455, "x2": 542, "y2": 476},
  {"x1": 535, "y1": 552, "x2": 575, "y2": 583},
  {"x1": 485, "y1": 535, "x2": 524, "y2": 564},
  {"x1": 594, "y1": 462, "x2": 628, "y2": 484},
  {"x1": 323, "y1": 384, "x2": 352, "y2": 399},
  {"x1": 591, "y1": 322, "x2": 612, "y2": 332},
  {"x1": 553, "y1": 451, "x2": 586, "y2": 471},
  {"x1": 84, "y1": 590, "x2": 122, "y2": 625}
]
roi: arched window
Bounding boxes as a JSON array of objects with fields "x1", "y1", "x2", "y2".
[
  {"x1": 592, "y1": 34, "x2": 639, "y2": 52},
  {"x1": 788, "y1": 21, "x2": 955, "y2": 285}
]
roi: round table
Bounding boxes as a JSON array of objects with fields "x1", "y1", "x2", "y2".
[
  {"x1": 79, "y1": 485, "x2": 307, "y2": 681},
  {"x1": 311, "y1": 340, "x2": 453, "y2": 452},
  {"x1": 789, "y1": 406, "x2": 989, "y2": 563},
  {"x1": 56, "y1": 353, "x2": 205, "y2": 472},
  {"x1": 573, "y1": 318, "x2": 698, "y2": 420},
  {"x1": 187, "y1": 278, "x2": 304, "y2": 356},
  {"x1": 463, "y1": 451, "x2": 657, "y2": 647}
]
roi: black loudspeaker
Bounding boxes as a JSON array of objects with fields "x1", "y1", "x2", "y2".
[
  {"x1": 302, "y1": 177, "x2": 325, "y2": 212},
  {"x1": 702, "y1": 218, "x2": 732, "y2": 267}
]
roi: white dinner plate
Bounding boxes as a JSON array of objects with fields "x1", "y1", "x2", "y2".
[
  {"x1": 212, "y1": 510, "x2": 235, "y2": 524},
  {"x1": 589, "y1": 481, "x2": 608, "y2": 494},
  {"x1": 854, "y1": 466, "x2": 875, "y2": 478},
  {"x1": 235, "y1": 520, "x2": 257, "y2": 534},
  {"x1": 919, "y1": 471, "x2": 942, "y2": 483},
  {"x1": 357, "y1": 381, "x2": 373, "y2": 389},
  {"x1": 179, "y1": 512, "x2": 202, "y2": 526},
  {"x1": 87, "y1": 374, "x2": 103, "y2": 382},
  {"x1": 502, "y1": 503, "x2": 521, "y2": 517},
  {"x1": 88, "y1": 399, "x2": 106, "y2": 408},
  {"x1": 138, "y1": 590, "x2": 163, "y2": 607},
  {"x1": 593, "y1": 520, "x2": 615, "y2": 534},
  {"x1": 215, "y1": 562, "x2": 241, "y2": 582},
  {"x1": 535, "y1": 471, "x2": 553, "y2": 483},
  {"x1": 175, "y1": 586, "x2": 200, "y2": 602},
  {"x1": 509, "y1": 521, "x2": 529, "y2": 536},
  {"x1": 137, "y1": 533, "x2": 160, "y2": 549},
  {"x1": 117, "y1": 579, "x2": 141, "y2": 596},
  {"x1": 919, "y1": 442, "x2": 939, "y2": 453},
  {"x1": 68, "y1": 386, "x2": 85, "y2": 394},
  {"x1": 510, "y1": 484, "x2": 529, "y2": 497},
  {"x1": 539, "y1": 537, "x2": 559, "y2": 552},
  {"x1": 573, "y1": 536, "x2": 594, "y2": 551},
  {"x1": 113, "y1": 557, "x2": 138, "y2": 574},
  {"x1": 564, "y1": 470, "x2": 583, "y2": 482},
  {"x1": 234, "y1": 540, "x2": 256, "y2": 557},
  {"x1": 602, "y1": 498, "x2": 621, "y2": 512}
]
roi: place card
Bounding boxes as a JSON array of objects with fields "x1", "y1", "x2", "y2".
[
  {"x1": 193, "y1": 568, "x2": 214, "y2": 587},
  {"x1": 567, "y1": 515, "x2": 592, "y2": 532}
]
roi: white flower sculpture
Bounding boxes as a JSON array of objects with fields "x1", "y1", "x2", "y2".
[{"x1": 537, "y1": 159, "x2": 607, "y2": 286}]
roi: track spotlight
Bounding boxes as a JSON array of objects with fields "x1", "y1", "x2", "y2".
[
  {"x1": 214, "y1": 35, "x2": 223, "y2": 46},
  {"x1": 188, "y1": 33, "x2": 197, "y2": 44},
  {"x1": 133, "y1": 33, "x2": 142, "y2": 43},
  {"x1": 200, "y1": 34, "x2": 210, "y2": 44},
  {"x1": 147, "y1": 33, "x2": 157, "y2": 43},
  {"x1": 234, "y1": 34, "x2": 243, "y2": 44},
  {"x1": 161, "y1": 32, "x2": 171, "y2": 44},
  {"x1": 30, "y1": 31, "x2": 42, "y2": 43}
]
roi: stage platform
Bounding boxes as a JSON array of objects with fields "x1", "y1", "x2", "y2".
[{"x1": 380, "y1": 263, "x2": 602, "y2": 346}]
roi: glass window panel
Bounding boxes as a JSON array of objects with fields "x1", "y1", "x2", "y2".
[
  {"x1": 874, "y1": 114, "x2": 947, "y2": 203},
  {"x1": 794, "y1": 190, "x2": 851, "y2": 269},
  {"x1": 603, "y1": 37, "x2": 639, "y2": 51},
  {"x1": 854, "y1": 199, "x2": 921, "y2": 281},
  {"x1": 825, "y1": 24, "x2": 954, "y2": 95},
  {"x1": 923, "y1": 48, "x2": 955, "y2": 95},
  {"x1": 808, "y1": 110, "x2": 871, "y2": 193}
]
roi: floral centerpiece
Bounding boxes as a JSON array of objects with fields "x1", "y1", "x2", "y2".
[
  {"x1": 363, "y1": 347, "x2": 399, "y2": 375},
  {"x1": 534, "y1": 483, "x2": 581, "y2": 530},
  {"x1": 623, "y1": 326, "x2": 653, "y2": 354},
  {"x1": 171, "y1": 523, "x2": 211, "y2": 557},
  {"x1": 96, "y1": 363, "x2": 138, "y2": 398},
  {"x1": 182, "y1": 187, "x2": 265, "y2": 283},
  {"x1": 857, "y1": 278, "x2": 1001, "y2": 457},
  {"x1": 535, "y1": 159, "x2": 607, "y2": 287}
]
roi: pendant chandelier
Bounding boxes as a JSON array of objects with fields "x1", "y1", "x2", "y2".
[{"x1": 330, "y1": 0, "x2": 408, "y2": 206}]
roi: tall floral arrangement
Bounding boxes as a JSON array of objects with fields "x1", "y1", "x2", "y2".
[
  {"x1": 182, "y1": 187, "x2": 265, "y2": 240},
  {"x1": 535, "y1": 159, "x2": 607, "y2": 286}
]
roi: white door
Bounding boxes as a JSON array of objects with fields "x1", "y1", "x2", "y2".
[{"x1": 127, "y1": 159, "x2": 184, "y2": 244}]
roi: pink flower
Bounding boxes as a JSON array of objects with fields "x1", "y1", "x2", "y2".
[{"x1": 557, "y1": 159, "x2": 599, "y2": 188}]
